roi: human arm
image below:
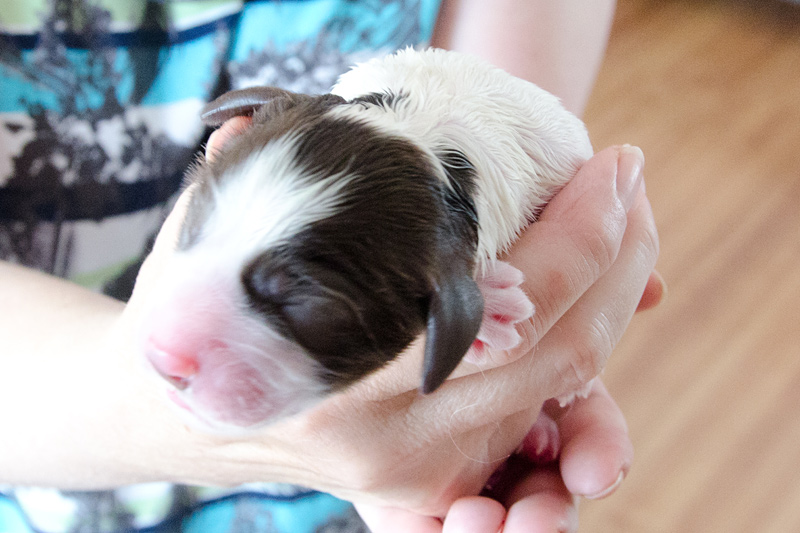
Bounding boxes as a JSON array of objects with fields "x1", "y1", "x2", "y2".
[
  {"x1": 0, "y1": 192, "x2": 224, "y2": 489},
  {"x1": 431, "y1": 0, "x2": 616, "y2": 117},
  {"x1": 0, "y1": 261, "x2": 140, "y2": 487}
]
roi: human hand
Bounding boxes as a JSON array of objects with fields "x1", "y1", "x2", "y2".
[
  {"x1": 350, "y1": 145, "x2": 660, "y2": 531},
  {"x1": 355, "y1": 379, "x2": 636, "y2": 533},
  {"x1": 357, "y1": 276, "x2": 665, "y2": 533},
  {"x1": 119, "y1": 141, "x2": 657, "y2": 524}
]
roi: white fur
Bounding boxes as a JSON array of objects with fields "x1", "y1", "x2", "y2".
[
  {"x1": 331, "y1": 48, "x2": 594, "y2": 270},
  {"x1": 202, "y1": 135, "x2": 356, "y2": 267}
]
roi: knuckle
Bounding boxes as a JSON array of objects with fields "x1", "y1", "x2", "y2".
[
  {"x1": 578, "y1": 212, "x2": 625, "y2": 276},
  {"x1": 641, "y1": 215, "x2": 661, "y2": 262},
  {"x1": 629, "y1": 192, "x2": 660, "y2": 262},
  {"x1": 528, "y1": 265, "x2": 582, "y2": 340},
  {"x1": 542, "y1": 266, "x2": 576, "y2": 309},
  {"x1": 558, "y1": 314, "x2": 615, "y2": 391}
]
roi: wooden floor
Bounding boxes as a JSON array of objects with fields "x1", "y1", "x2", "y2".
[{"x1": 579, "y1": 0, "x2": 800, "y2": 531}]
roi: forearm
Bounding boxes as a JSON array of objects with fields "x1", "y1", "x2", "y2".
[
  {"x1": 431, "y1": 0, "x2": 616, "y2": 116},
  {"x1": 0, "y1": 222, "x2": 309, "y2": 490},
  {"x1": 0, "y1": 261, "x2": 175, "y2": 488}
]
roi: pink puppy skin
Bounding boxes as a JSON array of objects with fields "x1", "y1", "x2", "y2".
[{"x1": 466, "y1": 261, "x2": 535, "y2": 362}]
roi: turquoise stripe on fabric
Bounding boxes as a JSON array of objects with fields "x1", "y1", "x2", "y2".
[
  {"x1": 230, "y1": 0, "x2": 339, "y2": 56},
  {"x1": 231, "y1": 0, "x2": 443, "y2": 59},
  {"x1": 0, "y1": 34, "x2": 222, "y2": 113},
  {"x1": 0, "y1": 496, "x2": 32, "y2": 533},
  {"x1": 138, "y1": 36, "x2": 225, "y2": 106},
  {"x1": 181, "y1": 491, "x2": 354, "y2": 533},
  {"x1": 0, "y1": 491, "x2": 354, "y2": 533}
]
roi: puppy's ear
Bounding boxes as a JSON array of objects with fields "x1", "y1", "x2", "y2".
[
  {"x1": 201, "y1": 87, "x2": 346, "y2": 126},
  {"x1": 422, "y1": 270, "x2": 483, "y2": 394},
  {"x1": 201, "y1": 87, "x2": 295, "y2": 126},
  {"x1": 421, "y1": 148, "x2": 483, "y2": 394}
]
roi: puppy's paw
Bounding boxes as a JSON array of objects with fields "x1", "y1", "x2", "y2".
[
  {"x1": 520, "y1": 410, "x2": 561, "y2": 464},
  {"x1": 465, "y1": 260, "x2": 534, "y2": 363}
]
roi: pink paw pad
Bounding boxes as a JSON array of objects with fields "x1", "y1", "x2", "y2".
[
  {"x1": 520, "y1": 411, "x2": 561, "y2": 464},
  {"x1": 465, "y1": 261, "x2": 534, "y2": 362}
]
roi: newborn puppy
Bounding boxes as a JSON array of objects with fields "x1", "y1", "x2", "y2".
[{"x1": 140, "y1": 48, "x2": 593, "y2": 433}]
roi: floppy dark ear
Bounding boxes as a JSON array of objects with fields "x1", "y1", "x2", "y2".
[
  {"x1": 201, "y1": 88, "x2": 348, "y2": 127},
  {"x1": 201, "y1": 87, "x2": 298, "y2": 126},
  {"x1": 422, "y1": 272, "x2": 484, "y2": 394}
]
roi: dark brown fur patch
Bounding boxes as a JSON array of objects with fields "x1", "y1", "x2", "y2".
[{"x1": 180, "y1": 96, "x2": 481, "y2": 389}]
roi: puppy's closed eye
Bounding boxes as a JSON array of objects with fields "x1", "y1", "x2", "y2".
[{"x1": 242, "y1": 254, "x2": 378, "y2": 369}]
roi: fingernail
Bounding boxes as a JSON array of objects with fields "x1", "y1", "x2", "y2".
[
  {"x1": 617, "y1": 145, "x2": 645, "y2": 212},
  {"x1": 638, "y1": 269, "x2": 668, "y2": 312},
  {"x1": 585, "y1": 470, "x2": 626, "y2": 500},
  {"x1": 652, "y1": 269, "x2": 668, "y2": 304}
]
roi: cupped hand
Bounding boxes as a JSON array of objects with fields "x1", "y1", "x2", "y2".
[
  {"x1": 350, "y1": 144, "x2": 659, "y2": 530},
  {"x1": 356, "y1": 379, "x2": 634, "y2": 533},
  {"x1": 121, "y1": 139, "x2": 659, "y2": 527}
]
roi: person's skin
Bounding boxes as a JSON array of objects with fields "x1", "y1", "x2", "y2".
[
  {"x1": 0, "y1": 142, "x2": 658, "y2": 509},
  {"x1": 431, "y1": 0, "x2": 617, "y2": 117},
  {"x1": 0, "y1": 1, "x2": 662, "y2": 530},
  {"x1": 358, "y1": 380, "x2": 634, "y2": 533}
]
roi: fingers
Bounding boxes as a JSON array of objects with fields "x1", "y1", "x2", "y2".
[
  {"x1": 503, "y1": 465, "x2": 579, "y2": 533},
  {"x1": 355, "y1": 380, "x2": 629, "y2": 532},
  {"x1": 505, "y1": 145, "x2": 645, "y2": 357},
  {"x1": 527, "y1": 182, "x2": 657, "y2": 399},
  {"x1": 454, "y1": 380, "x2": 628, "y2": 532},
  {"x1": 637, "y1": 269, "x2": 667, "y2": 312},
  {"x1": 550, "y1": 380, "x2": 633, "y2": 499},
  {"x1": 425, "y1": 145, "x2": 657, "y2": 420},
  {"x1": 359, "y1": 469, "x2": 580, "y2": 533},
  {"x1": 356, "y1": 498, "x2": 508, "y2": 533},
  {"x1": 442, "y1": 498, "x2": 506, "y2": 533},
  {"x1": 478, "y1": 455, "x2": 578, "y2": 533}
]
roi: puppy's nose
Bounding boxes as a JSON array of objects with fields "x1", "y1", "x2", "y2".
[{"x1": 145, "y1": 337, "x2": 199, "y2": 390}]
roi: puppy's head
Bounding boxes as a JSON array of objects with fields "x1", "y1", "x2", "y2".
[{"x1": 140, "y1": 88, "x2": 482, "y2": 431}]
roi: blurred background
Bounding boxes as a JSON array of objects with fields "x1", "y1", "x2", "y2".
[{"x1": 579, "y1": 0, "x2": 800, "y2": 531}]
